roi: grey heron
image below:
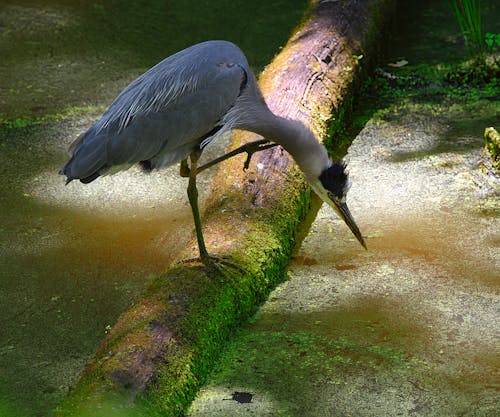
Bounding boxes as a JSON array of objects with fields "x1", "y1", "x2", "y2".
[{"x1": 60, "y1": 40, "x2": 366, "y2": 269}]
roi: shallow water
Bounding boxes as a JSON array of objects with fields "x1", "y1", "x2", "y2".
[
  {"x1": 187, "y1": 106, "x2": 499, "y2": 417},
  {"x1": 0, "y1": 124, "x2": 186, "y2": 416}
]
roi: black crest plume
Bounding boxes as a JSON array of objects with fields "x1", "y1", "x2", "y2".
[{"x1": 318, "y1": 161, "x2": 349, "y2": 200}]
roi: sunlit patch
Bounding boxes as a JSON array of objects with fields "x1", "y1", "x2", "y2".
[
  {"x1": 0, "y1": 4, "x2": 74, "y2": 33},
  {"x1": 187, "y1": 386, "x2": 276, "y2": 415},
  {"x1": 28, "y1": 125, "x2": 232, "y2": 214},
  {"x1": 28, "y1": 165, "x2": 210, "y2": 214}
]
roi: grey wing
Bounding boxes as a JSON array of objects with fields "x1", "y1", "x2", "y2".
[{"x1": 61, "y1": 41, "x2": 249, "y2": 182}]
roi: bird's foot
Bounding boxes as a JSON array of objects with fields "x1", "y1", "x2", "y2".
[{"x1": 177, "y1": 253, "x2": 246, "y2": 276}]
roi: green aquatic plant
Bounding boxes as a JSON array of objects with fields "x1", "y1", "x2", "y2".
[
  {"x1": 485, "y1": 32, "x2": 500, "y2": 51},
  {"x1": 451, "y1": 0, "x2": 484, "y2": 58},
  {"x1": 485, "y1": 32, "x2": 500, "y2": 65}
]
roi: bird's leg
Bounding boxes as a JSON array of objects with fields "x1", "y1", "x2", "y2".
[
  {"x1": 186, "y1": 147, "x2": 211, "y2": 266},
  {"x1": 183, "y1": 148, "x2": 246, "y2": 275},
  {"x1": 195, "y1": 139, "x2": 278, "y2": 175}
]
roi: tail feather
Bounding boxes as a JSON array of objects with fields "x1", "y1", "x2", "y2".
[{"x1": 59, "y1": 129, "x2": 108, "y2": 184}]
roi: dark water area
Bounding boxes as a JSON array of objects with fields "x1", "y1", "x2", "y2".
[
  {"x1": 0, "y1": 1, "x2": 309, "y2": 416},
  {"x1": 389, "y1": 0, "x2": 499, "y2": 64},
  {"x1": 0, "y1": 0, "x2": 307, "y2": 119}
]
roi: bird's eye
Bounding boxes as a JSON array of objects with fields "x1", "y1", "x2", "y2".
[
  {"x1": 319, "y1": 161, "x2": 349, "y2": 201},
  {"x1": 327, "y1": 191, "x2": 346, "y2": 205}
]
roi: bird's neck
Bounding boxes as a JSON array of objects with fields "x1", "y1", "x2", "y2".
[{"x1": 247, "y1": 109, "x2": 331, "y2": 180}]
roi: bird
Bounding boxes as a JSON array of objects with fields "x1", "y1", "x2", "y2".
[{"x1": 60, "y1": 40, "x2": 366, "y2": 269}]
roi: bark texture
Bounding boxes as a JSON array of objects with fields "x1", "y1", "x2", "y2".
[{"x1": 56, "y1": 1, "x2": 396, "y2": 416}]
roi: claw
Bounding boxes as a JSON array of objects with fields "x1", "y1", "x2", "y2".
[{"x1": 178, "y1": 254, "x2": 246, "y2": 276}]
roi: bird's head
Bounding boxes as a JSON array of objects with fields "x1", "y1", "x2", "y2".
[{"x1": 309, "y1": 161, "x2": 367, "y2": 249}]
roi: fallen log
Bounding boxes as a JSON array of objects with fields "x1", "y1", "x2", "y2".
[
  {"x1": 484, "y1": 127, "x2": 499, "y2": 172},
  {"x1": 56, "y1": 1, "x2": 396, "y2": 416}
]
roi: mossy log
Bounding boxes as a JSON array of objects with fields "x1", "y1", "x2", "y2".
[
  {"x1": 56, "y1": 1, "x2": 396, "y2": 416},
  {"x1": 484, "y1": 127, "x2": 499, "y2": 172}
]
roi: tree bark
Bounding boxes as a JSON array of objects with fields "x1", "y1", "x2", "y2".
[{"x1": 56, "y1": 1, "x2": 397, "y2": 416}]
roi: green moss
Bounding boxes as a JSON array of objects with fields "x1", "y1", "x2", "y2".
[
  {"x1": 350, "y1": 18, "x2": 499, "y2": 132},
  {"x1": 0, "y1": 106, "x2": 103, "y2": 129},
  {"x1": 484, "y1": 127, "x2": 500, "y2": 172},
  {"x1": 341, "y1": 0, "x2": 498, "y2": 140},
  {"x1": 325, "y1": 96, "x2": 356, "y2": 160},
  {"x1": 134, "y1": 171, "x2": 313, "y2": 415},
  {"x1": 322, "y1": 0, "x2": 399, "y2": 160}
]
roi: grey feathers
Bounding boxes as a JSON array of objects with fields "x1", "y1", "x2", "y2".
[
  {"x1": 94, "y1": 41, "x2": 246, "y2": 134},
  {"x1": 60, "y1": 40, "x2": 251, "y2": 183}
]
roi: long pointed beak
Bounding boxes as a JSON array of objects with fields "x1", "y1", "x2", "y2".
[{"x1": 329, "y1": 200, "x2": 367, "y2": 249}]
